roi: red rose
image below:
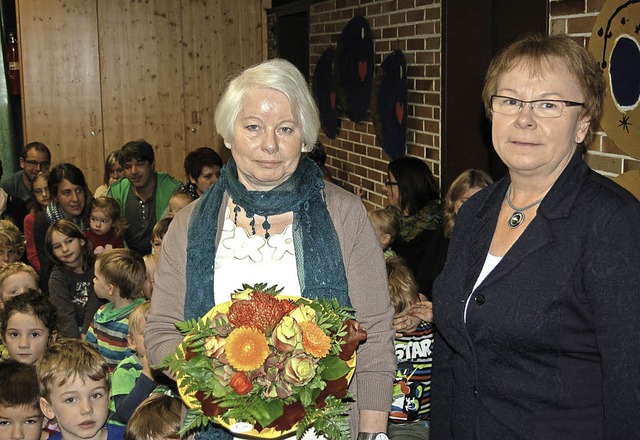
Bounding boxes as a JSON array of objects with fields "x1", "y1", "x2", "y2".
[
  {"x1": 195, "y1": 391, "x2": 224, "y2": 417},
  {"x1": 229, "y1": 371, "x2": 253, "y2": 395}
]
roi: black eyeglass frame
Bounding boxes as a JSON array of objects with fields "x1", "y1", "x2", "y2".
[
  {"x1": 384, "y1": 180, "x2": 398, "y2": 186},
  {"x1": 490, "y1": 95, "x2": 584, "y2": 118}
]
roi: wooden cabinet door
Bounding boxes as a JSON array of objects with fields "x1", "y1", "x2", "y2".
[
  {"x1": 181, "y1": 0, "x2": 270, "y2": 163},
  {"x1": 98, "y1": 0, "x2": 186, "y2": 180},
  {"x1": 18, "y1": 0, "x2": 104, "y2": 191}
]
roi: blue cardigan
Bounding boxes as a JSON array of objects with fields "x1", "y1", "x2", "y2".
[{"x1": 431, "y1": 151, "x2": 640, "y2": 439}]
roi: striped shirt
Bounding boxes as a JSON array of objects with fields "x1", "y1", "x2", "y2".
[{"x1": 86, "y1": 298, "x2": 146, "y2": 372}]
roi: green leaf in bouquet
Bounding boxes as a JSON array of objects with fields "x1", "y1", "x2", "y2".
[
  {"x1": 296, "y1": 395, "x2": 350, "y2": 440},
  {"x1": 318, "y1": 356, "x2": 350, "y2": 381}
]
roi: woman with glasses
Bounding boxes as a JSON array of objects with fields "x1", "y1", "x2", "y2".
[
  {"x1": 431, "y1": 34, "x2": 640, "y2": 439},
  {"x1": 384, "y1": 157, "x2": 447, "y2": 304}
]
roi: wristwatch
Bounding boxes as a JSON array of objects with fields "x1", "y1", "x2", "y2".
[{"x1": 357, "y1": 433, "x2": 389, "y2": 440}]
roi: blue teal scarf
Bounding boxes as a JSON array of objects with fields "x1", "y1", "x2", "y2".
[{"x1": 185, "y1": 157, "x2": 350, "y2": 440}]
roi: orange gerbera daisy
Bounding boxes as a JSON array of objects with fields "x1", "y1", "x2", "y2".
[
  {"x1": 300, "y1": 321, "x2": 332, "y2": 358},
  {"x1": 225, "y1": 327, "x2": 270, "y2": 371}
]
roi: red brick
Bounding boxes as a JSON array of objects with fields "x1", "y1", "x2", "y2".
[
  {"x1": 567, "y1": 15, "x2": 597, "y2": 34},
  {"x1": 416, "y1": 21, "x2": 436, "y2": 35},
  {"x1": 407, "y1": 38, "x2": 425, "y2": 50},
  {"x1": 398, "y1": 24, "x2": 416, "y2": 38},
  {"x1": 549, "y1": 0, "x2": 585, "y2": 16},
  {"x1": 382, "y1": 27, "x2": 398, "y2": 39},
  {"x1": 623, "y1": 160, "x2": 640, "y2": 172},
  {"x1": 585, "y1": 152, "x2": 623, "y2": 174},
  {"x1": 425, "y1": 6, "x2": 440, "y2": 20},
  {"x1": 407, "y1": 9, "x2": 425, "y2": 22},
  {"x1": 587, "y1": 0, "x2": 606, "y2": 12},
  {"x1": 398, "y1": 0, "x2": 416, "y2": 9}
]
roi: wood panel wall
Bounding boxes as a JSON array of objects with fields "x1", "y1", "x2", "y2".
[
  {"x1": 18, "y1": 0, "x2": 104, "y2": 184},
  {"x1": 18, "y1": 0, "x2": 269, "y2": 191}
]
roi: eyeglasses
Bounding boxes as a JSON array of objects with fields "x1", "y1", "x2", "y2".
[
  {"x1": 385, "y1": 180, "x2": 398, "y2": 186},
  {"x1": 24, "y1": 159, "x2": 51, "y2": 167},
  {"x1": 490, "y1": 95, "x2": 584, "y2": 118}
]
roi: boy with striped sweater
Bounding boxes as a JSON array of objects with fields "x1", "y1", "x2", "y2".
[{"x1": 86, "y1": 248, "x2": 146, "y2": 372}]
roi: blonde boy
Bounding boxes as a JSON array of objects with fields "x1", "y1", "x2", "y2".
[
  {"x1": 0, "y1": 219, "x2": 25, "y2": 268},
  {"x1": 368, "y1": 208, "x2": 399, "y2": 259},
  {"x1": 168, "y1": 191, "x2": 192, "y2": 218},
  {"x1": 0, "y1": 360, "x2": 47, "y2": 440},
  {"x1": 0, "y1": 262, "x2": 39, "y2": 305},
  {"x1": 38, "y1": 339, "x2": 125, "y2": 439},
  {"x1": 124, "y1": 393, "x2": 183, "y2": 440},
  {"x1": 86, "y1": 248, "x2": 146, "y2": 372},
  {"x1": 110, "y1": 301, "x2": 158, "y2": 426}
]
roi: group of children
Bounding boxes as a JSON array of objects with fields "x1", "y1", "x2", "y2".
[
  {"x1": 0, "y1": 259, "x2": 180, "y2": 439},
  {"x1": 0, "y1": 192, "x2": 183, "y2": 439}
]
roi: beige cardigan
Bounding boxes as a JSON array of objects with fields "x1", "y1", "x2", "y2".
[{"x1": 145, "y1": 182, "x2": 396, "y2": 435}]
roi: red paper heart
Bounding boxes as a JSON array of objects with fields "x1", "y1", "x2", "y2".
[
  {"x1": 396, "y1": 102, "x2": 404, "y2": 124},
  {"x1": 358, "y1": 61, "x2": 367, "y2": 81},
  {"x1": 330, "y1": 91, "x2": 336, "y2": 110}
]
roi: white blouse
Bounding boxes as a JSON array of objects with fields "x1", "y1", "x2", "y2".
[{"x1": 213, "y1": 207, "x2": 302, "y2": 304}]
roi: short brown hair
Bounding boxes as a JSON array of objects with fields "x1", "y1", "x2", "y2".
[
  {"x1": 96, "y1": 248, "x2": 146, "y2": 299},
  {"x1": 37, "y1": 338, "x2": 110, "y2": 400},
  {"x1": 0, "y1": 219, "x2": 25, "y2": 258},
  {"x1": 152, "y1": 217, "x2": 173, "y2": 241},
  {"x1": 482, "y1": 33, "x2": 605, "y2": 148},
  {"x1": 386, "y1": 256, "x2": 420, "y2": 315},
  {"x1": 125, "y1": 393, "x2": 182, "y2": 440}
]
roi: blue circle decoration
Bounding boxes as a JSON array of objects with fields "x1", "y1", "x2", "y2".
[{"x1": 610, "y1": 36, "x2": 640, "y2": 109}]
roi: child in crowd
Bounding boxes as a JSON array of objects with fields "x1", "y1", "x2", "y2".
[
  {"x1": 386, "y1": 255, "x2": 433, "y2": 440},
  {"x1": 1, "y1": 289, "x2": 57, "y2": 365},
  {"x1": 168, "y1": 191, "x2": 193, "y2": 218},
  {"x1": 141, "y1": 254, "x2": 156, "y2": 299},
  {"x1": 24, "y1": 171, "x2": 50, "y2": 271},
  {"x1": 150, "y1": 217, "x2": 172, "y2": 257},
  {"x1": 443, "y1": 169, "x2": 492, "y2": 239},
  {"x1": 368, "y1": 208, "x2": 400, "y2": 259},
  {"x1": 0, "y1": 262, "x2": 39, "y2": 305},
  {"x1": 0, "y1": 263, "x2": 39, "y2": 358},
  {"x1": 86, "y1": 248, "x2": 146, "y2": 372},
  {"x1": 125, "y1": 393, "x2": 183, "y2": 440},
  {"x1": 0, "y1": 219, "x2": 24, "y2": 267},
  {"x1": 110, "y1": 301, "x2": 158, "y2": 425},
  {"x1": 95, "y1": 151, "x2": 125, "y2": 198},
  {"x1": 0, "y1": 360, "x2": 48, "y2": 440},
  {"x1": 45, "y1": 220, "x2": 101, "y2": 339},
  {"x1": 86, "y1": 196, "x2": 126, "y2": 256},
  {"x1": 38, "y1": 338, "x2": 125, "y2": 439}
]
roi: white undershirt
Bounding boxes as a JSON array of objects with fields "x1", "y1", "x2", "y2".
[
  {"x1": 214, "y1": 207, "x2": 302, "y2": 304},
  {"x1": 464, "y1": 252, "x2": 502, "y2": 323}
]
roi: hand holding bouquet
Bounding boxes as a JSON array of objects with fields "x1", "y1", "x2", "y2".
[{"x1": 162, "y1": 284, "x2": 367, "y2": 439}]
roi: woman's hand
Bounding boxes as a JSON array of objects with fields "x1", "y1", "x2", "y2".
[{"x1": 392, "y1": 300, "x2": 433, "y2": 334}]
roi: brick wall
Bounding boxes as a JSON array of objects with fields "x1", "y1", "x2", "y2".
[
  {"x1": 302, "y1": 0, "x2": 636, "y2": 211},
  {"x1": 309, "y1": 0, "x2": 442, "y2": 211},
  {"x1": 549, "y1": 0, "x2": 640, "y2": 176}
]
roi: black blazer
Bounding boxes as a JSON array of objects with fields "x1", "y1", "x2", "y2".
[{"x1": 431, "y1": 152, "x2": 640, "y2": 439}]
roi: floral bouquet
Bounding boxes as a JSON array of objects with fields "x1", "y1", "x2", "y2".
[{"x1": 162, "y1": 283, "x2": 367, "y2": 439}]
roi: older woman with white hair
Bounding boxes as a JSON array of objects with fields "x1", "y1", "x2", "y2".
[{"x1": 146, "y1": 58, "x2": 395, "y2": 440}]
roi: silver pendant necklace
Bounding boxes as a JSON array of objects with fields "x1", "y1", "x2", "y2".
[{"x1": 506, "y1": 184, "x2": 545, "y2": 228}]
